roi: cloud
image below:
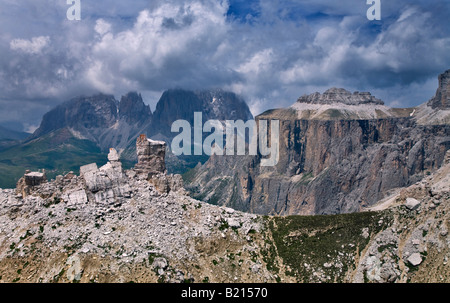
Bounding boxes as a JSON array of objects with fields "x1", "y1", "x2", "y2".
[
  {"x1": 10, "y1": 36, "x2": 50, "y2": 55},
  {"x1": 85, "y1": 1, "x2": 233, "y2": 93},
  {"x1": 95, "y1": 19, "x2": 112, "y2": 36},
  {"x1": 0, "y1": 0, "x2": 449, "y2": 131}
]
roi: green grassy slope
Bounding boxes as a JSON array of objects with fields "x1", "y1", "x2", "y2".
[
  {"x1": 0, "y1": 126, "x2": 30, "y2": 140},
  {"x1": 0, "y1": 128, "x2": 107, "y2": 188},
  {"x1": 265, "y1": 210, "x2": 393, "y2": 282}
]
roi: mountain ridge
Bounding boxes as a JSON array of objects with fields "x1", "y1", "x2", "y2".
[
  {"x1": 0, "y1": 89, "x2": 253, "y2": 188},
  {"x1": 296, "y1": 87, "x2": 385, "y2": 106},
  {"x1": 185, "y1": 69, "x2": 450, "y2": 216}
]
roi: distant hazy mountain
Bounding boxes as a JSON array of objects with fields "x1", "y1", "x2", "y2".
[
  {"x1": 0, "y1": 89, "x2": 253, "y2": 188},
  {"x1": 31, "y1": 92, "x2": 152, "y2": 153},
  {"x1": 0, "y1": 125, "x2": 30, "y2": 141},
  {"x1": 152, "y1": 88, "x2": 253, "y2": 139}
]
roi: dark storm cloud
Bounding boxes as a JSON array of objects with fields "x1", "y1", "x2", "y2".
[{"x1": 0, "y1": 0, "x2": 449, "y2": 130}]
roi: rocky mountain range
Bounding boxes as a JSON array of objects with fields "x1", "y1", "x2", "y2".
[
  {"x1": 185, "y1": 69, "x2": 450, "y2": 216},
  {"x1": 0, "y1": 89, "x2": 252, "y2": 188},
  {"x1": 152, "y1": 89, "x2": 253, "y2": 140},
  {"x1": 0, "y1": 133, "x2": 448, "y2": 283},
  {"x1": 32, "y1": 89, "x2": 252, "y2": 152},
  {"x1": 0, "y1": 70, "x2": 448, "y2": 284},
  {"x1": 32, "y1": 92, "x2": 152, "y2": 153}
]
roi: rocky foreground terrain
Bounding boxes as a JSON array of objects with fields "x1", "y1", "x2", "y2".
[{"x1": 0, "y1": 134, "x2": 448, "y2": 283}]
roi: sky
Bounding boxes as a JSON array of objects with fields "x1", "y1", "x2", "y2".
[{"x1": 0, "y1": 0, "x2": 449, "y2": 132}]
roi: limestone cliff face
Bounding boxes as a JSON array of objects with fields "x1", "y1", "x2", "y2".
[
  {"x1": 187, "y1": 117, "x2": 449, "y2": 215},
  {"x1": 186, "y1": 73, "x2": 450, "y2": 216}
]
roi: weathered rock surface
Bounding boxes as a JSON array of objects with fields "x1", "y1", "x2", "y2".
[
  {"x1": 0, "y1": 136, "x2": 272, "y2": 283},
  {"x1": 187, "y1": 117, "x2": 449, "y2": 215},
  {"x1": 186, "y1": 72, "x2": 450, "y2": 216},
  {"x1": 0, "y1": 147, "x2": 448, "y2": 283},
  {"x1": 15, "y1": 170, "x2": 47, "y2": 198},
  {"x1": 351, "y1": 161, "x2": 450, "y2": 283},
  {"x1": 134, "y1": 134, "x2": 166, "y2": 178},
  {"x1": 297, "y1": 88, "x2": 384, "y2": 106},
  {"x1": 428, "y1": 69, "x2": 450, "y2": 110}
]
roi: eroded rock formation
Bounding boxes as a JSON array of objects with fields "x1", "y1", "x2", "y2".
[
  {"x1": 428, "y1": 70, "x2": 450, "y2": 110},
  {"x1": 185, "y1": 71, "x2": 450, "y2": 216},
  {"x1": 134, "y1": 134, "x2": 166, "y2": 178},
  {"x1": 16, "y1": 170, "x2": 47, "y2": 198},
  {"x1": 0, "y1": 153, "x2": 449, "y2": 283}
]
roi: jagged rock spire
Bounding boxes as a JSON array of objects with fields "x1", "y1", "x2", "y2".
[{"x1": 428, "y1": 69, "x2": 450, "y2": 110}]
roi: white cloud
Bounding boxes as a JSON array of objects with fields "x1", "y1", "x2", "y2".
[
  {"x1": 0, "y1": 0, "x2": 449, "y2": 129},
  {"x1": 85, "y1": 1, "x2": 231, "y2": 93},
  {"x1": 10, "y1": 36, "x2": 50, "y2": 55},
  {"x1": 95, "y1": 19, "x2": 112, "y2": 36},
  {"x1": 397, "y1": 7, "x2": 418, "y2": 22},
  {"x1": 23, "y1": 123, "x2": 39, "y2": 134}
]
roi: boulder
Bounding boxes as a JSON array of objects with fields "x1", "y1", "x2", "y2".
[
  {"x1": 149, "y1": 173, "x2": 185, "y2": 194},
  {"x1": 80, "y1": 163, "x2": 98, "y2": 176},
  {"x1": 108, "y1": 148, "x2": 120, "y2": 162},
  {"x1": 80, "y1": 150, "x2": 131, "y2": 204},
  {"x1": 407, "y1": 253, "x2": 423, "y2": 266},
  {"x1": 405, "y1": 198, "x2": 421, "y2": 210}
]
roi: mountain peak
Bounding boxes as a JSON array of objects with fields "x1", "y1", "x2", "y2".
[
  {"x1": 32, "y1": 94, "x2": 118, "y2": 138},
  {"x1": 119, "y1": 92, "x2": 152, "y2": 124},
  {"x1": 297, "y1": 88, "x2": 384, "y2": 106},
  {"x1": 427, "y1": 69, "x2": 450, "y2": 110},
  {"x1": 152, "y1": 89, "x2": 253, "y2": 137}
]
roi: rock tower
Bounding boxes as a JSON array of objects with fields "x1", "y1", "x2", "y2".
[{"x1": 134, "y1": 134, "x2": 167, "y2": 178}]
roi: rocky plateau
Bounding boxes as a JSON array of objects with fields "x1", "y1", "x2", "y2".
[{"x1": 186, "y1": 70, "x2": 450, "y2": 216}]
